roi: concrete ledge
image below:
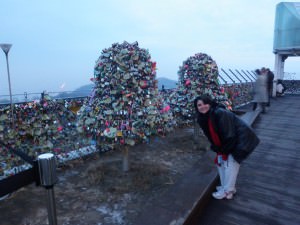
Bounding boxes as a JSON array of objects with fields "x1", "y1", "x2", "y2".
[
  {"x1": 239, "y1": 109, "x2": 261, "y2": 126},
  {"x1": 182, "y1": 173, "x2": 218, "y2": 225}
]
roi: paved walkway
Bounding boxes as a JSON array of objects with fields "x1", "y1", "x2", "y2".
[{"x1": 194, "y1": 95, "x2": 300, "y2": 225}]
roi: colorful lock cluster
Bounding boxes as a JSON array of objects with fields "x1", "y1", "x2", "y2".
[
  {"x1": 77, "y1": 41, "x2": 175, "y2": 152},
  {"x1": 177, "y1": 53, "x2": 232, "y2": 110},
  {"x1": 162, "y1": 53, "x2": 232, "y2": 126},
  {"x1": 0, "y1": 96, "x2": 91, "y2": 177}
]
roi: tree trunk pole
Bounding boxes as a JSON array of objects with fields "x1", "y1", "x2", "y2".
[{"x1": 122, "y1": 146, "x2": 129, "y2": 172}]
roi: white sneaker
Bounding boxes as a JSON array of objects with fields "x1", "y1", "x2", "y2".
[
  {"x1": 212, "y1": 190, "x2": 234, "y2": 200},
  {"x1": 216, "y1": 186, "x2": 237, "y2": 194}
]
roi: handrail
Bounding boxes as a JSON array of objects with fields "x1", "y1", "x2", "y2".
[
  {"x1": 0, "y1": 165, "x2": 39, "y2": 197},
  {"x1": 0, "y1": 140, "x2": 40, "y2": 197}
]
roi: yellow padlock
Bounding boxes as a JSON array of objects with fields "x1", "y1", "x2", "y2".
[{"x1": 116, "y1": 130, "x2": 123, "y2": 137}]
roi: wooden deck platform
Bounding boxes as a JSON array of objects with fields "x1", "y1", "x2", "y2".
[{"x1": 193, "y1": 95, "x2": 300, "y2": 225}]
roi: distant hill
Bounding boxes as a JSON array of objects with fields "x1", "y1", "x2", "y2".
[
  {"x1": 55, "y1": 77, "x2": 177, "y2": 99},
  {"x1": 55, "y1": 84, "x2": 94, "y2": 98},
  {"x1": 157, "y1": 77, "x2": 177, "y2": 89},
  {"x1": 73, "y1": 84, "x2": 94, "y2": 95}
]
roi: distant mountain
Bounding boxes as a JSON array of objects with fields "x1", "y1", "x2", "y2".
[
  {"x1": 73, "y1": 84, "x2": 94, "y2": 95},
  {"x1": 55, "y1": 84, "x2": 94, "y2": 98},
  {"x1": 157, "y1": 77, "x2": 177, "y2": 89},
  {"x1": 56, "y1": 77, "x2": 177, "y2": 99}
]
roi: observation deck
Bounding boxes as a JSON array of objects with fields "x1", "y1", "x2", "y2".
[{"x1": 134, "y1": 94, "x2": 300, "y2": 225}]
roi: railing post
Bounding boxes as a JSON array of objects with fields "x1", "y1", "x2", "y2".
[
  {"x1": 228, "y1": 69, "x2": 243, "y2": 83},
  {"x1": 221, "y1": 69, "x2": 236, "y2": 84},
  {"x1": 235, "y1": 69, "x2": 248, "y2": 82},
  {"x1": 218, "y1": 73, "x2": 227, "y2": 84},
  {"x1": 241, "y1": 70, "x2": 254, "y2": 82},
  {"x1": 37, "y1": 153, "x2": 58, "y2": 225}
]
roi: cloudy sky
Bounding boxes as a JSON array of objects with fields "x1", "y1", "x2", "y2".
[{"x1": 0, "y1": 0, "x2": 299, "y2": 96}]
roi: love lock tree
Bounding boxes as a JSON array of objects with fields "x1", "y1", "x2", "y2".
[
  {"x1": 77, "y1": 41, "x2": 174, "y2": 172},
  {"x1": 176, "y1": 53, "x2": 232, "y2": 151}
]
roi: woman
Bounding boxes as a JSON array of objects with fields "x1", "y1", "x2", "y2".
[{"x1": 194, "y1": 95, "x2": 260, "y2": 200}]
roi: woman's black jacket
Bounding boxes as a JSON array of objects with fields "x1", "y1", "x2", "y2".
[{"x1": 197, "y1": 106, "x2": 260, "y2": 163}]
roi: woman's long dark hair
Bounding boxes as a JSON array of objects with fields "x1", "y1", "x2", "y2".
[{"x1": 193, "y1": 95, "x2": 217, "y2": 113}]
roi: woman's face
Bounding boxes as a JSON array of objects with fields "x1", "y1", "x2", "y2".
[{"x1": 197, "y1": 100, "x2": 210, "y2": 114}]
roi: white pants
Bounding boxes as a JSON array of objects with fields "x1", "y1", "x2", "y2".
[{"x1": 217, "y1": 154, "x2": 240, "y2": 193}]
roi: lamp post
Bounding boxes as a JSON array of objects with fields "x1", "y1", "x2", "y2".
[{"x1": 0, "y1": 44, "x2": 14, "y2": 127}]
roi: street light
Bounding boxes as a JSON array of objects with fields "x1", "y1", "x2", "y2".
[{"x1": 0, "y1": 43, "x2": 14, "y2": 127}]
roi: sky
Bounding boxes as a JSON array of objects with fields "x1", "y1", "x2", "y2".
[{"x1": 0, "y1": 0, "x2": 299, "y2": 96}]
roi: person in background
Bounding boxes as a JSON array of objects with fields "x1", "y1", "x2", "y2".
[
  {"x1": 194, "y1": 95, "x2": 260, "y2": 200},
  {"x1": 276, "y1": 79, "x2": 286, "y2": 96},
  {"x1": 266, "y1": 68, "x2": 274, "y2": 106},
  {"x1": 252, "y1": 68, "x2": 268, "y2": 113}
]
